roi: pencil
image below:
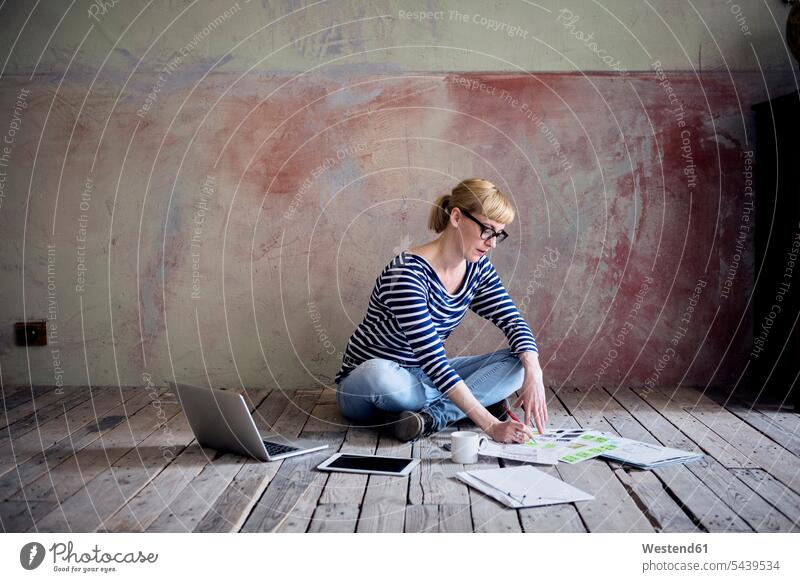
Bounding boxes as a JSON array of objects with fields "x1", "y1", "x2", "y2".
[{"x1": 504, "y1": 403, "x2": 522, "y2": 424}]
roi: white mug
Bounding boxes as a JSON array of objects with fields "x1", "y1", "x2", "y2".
[{"x1": 451, "y1": 431, "x2": 488, "y2": 464}]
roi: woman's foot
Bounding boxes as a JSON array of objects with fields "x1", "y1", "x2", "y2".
[
  {"x1": 384, "y1": 410, "x2": 437, "y2": 442},
  {"x1": 485, "y1": 398, "x2": 510, "y2": 421}
]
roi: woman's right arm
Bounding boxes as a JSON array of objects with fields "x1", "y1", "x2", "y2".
[{"x1": 445, "y1": 382, "x2": 535, "y2": 444}]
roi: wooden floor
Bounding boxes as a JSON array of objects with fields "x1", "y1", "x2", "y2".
[{"x1": 1, "y1": 383, "x2": 799, "y2": 533}]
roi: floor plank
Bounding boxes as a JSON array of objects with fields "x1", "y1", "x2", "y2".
[
  {"x1": 2, "y1": 389, "x2": 180, "y2": 532},
  {"x1": 0, "y1": 388, "x2": 160, "y2": 500},
  {"x1": 404, "y1": 504, "x2": 439, "y2": 532},
  {"x1": 613, "y1": 468, "x2": 700, "y2": 533},
  {"x1": 633, "y1": 387, "x2": 800, "y2": 510},
  {"x1": 671, "y1": 387, "x2": 800, "y2": 473},
  {"x1": 98, "y1": 444, "x2": 212, "y2": 533},
  {"x1": 724, "y1": 402, "x2": 800, "y2": 457},
  {"x1": 308, "y1": 503, "x2": 359, "y2": 533},
  {"x1": 730, "y1": 469, "x2": 800, "y2": 531},
  {"x1": 409, "y1": 428, "x2": 470, "y2": 506},
  {"x1": 556, "y1": 386, "x2": 694, "y2": 532},
  {"x1": 553, "y1": 388, "x2": 656, "y2": 533},
  {"x1": 0, "y1": 387, "x2": 142, "y2": 478},
  {"x1": 631, "y1": 388, "x2": 758, "y2": 468},
  {"x1": 611, "y1": 387, "x2": 755, "y2": 532},
  {"x1": 0, "y1": 501, "x2": 49, "y2": 532},
  {"x1": 192, "y1": 390, "x2": 289, "y2": 533},
  {"x1": 0, "y1": 388, "x2": 93, "y2": 437},
  {"x1": 438, "y1": 503, "x2": 473, "y2": 532},
  {"x1": 240, "y1": 391, "x2": 333, "y2": 532},
  {"x1": 403, "y1": 503, "x2": 473, "y2": 533},
  {"x1": 1, "y1": 385, "x2": 61, "y2": 424},
  {"x1": 40, "y1": 387, "x2": 273, "y2": 533},
  {"x1": 581, "y1": 386, "x2": 768, "y2": 532},
  {"x1": 145, "y1": 390, "x2": 290, "y2": 533},
  {"x1": 273, "y1": 399, "x2": 349, "y2": 533},
  {"x1": 356, "y1": 435, "x2": 411, "y2": 533}
]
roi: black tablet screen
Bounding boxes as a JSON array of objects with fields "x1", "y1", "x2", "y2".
[{"x1": 327, "y1": 454, "x2": 413, "y2": 473}]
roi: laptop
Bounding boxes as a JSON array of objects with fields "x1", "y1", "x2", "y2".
[{"x1": 170, "y1": 382, "x2": 328, "y2": 461}]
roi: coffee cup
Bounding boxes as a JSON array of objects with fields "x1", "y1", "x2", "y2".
[{"x1": 451, "y1": 430, "x2": 488, "y2": 464}]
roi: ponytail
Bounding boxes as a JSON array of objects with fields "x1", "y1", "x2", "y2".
[{"x1": 428, "y1": 194, "x2": 452, "y2": 233}]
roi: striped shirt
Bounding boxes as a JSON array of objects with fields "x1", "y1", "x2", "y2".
[{"x1": 335, "y1": 251, "x2": 538, "y2": 394}]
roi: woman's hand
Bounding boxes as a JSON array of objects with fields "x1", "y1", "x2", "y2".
[
  {"x1": 512, "y1": 357, "x2": 549, "y2": 435},
  {"x1": 486, "y1": 419, "x2": 535, "y2": 444}
]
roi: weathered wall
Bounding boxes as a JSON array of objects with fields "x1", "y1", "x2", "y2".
[{"x1": 0, "y1": 1, "x2": 796, "y2": 391}]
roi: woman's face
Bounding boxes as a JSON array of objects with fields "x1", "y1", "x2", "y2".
[{"x1": 454, "y1": 209, "x2": 506, "y2": 262}]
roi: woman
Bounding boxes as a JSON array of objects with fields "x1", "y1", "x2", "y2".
[{"x1": 334, "y1": 178, "x2": 548, "y2": 444}]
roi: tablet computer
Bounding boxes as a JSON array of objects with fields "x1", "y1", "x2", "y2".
[{"x1": 317, "y1": 453, "x2": 420, "y2": 476}]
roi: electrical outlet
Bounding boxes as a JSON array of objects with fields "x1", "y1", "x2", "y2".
[{"x1": 15, "y1": 320, "x2": 47, "y2": 346}]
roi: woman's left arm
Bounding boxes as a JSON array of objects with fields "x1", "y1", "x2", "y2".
[{"x1": 514, "y1": 351, "x2": 549, "y2": 434}]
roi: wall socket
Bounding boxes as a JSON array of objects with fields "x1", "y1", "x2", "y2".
[{"x1": 15, "y1": 320, "x2": 47, "y2": 346}]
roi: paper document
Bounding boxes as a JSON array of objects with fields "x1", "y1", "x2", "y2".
[
  {"x1": 556, "y1": 431, "x2": 624, "y2": 464},
  {"x1": 600, "y1": 439, "x2": 703, "y2": 469},
  {"x1": 478, "y1": 439, "x2": 560, "y2": 465},
  {"x1": 520, "y1": 428, "x2": 623, "y2": 464},
  {"x1": 470, "y1": 427, "x2": 702, "y2": 469},
  {"x1": 531, "y1": 428, "x2": 593, "y2": 443},
  {"x1": 456, "y1": 465, "x2": 594, "y2": 508}
]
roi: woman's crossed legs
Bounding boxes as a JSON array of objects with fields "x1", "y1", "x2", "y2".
[{"x1": 335, "y1": 348, "x2": 524, "y2": 433}]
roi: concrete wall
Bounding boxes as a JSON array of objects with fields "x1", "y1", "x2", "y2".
[{"x1": 0, "y1": 1, "x2": 797, "y2": 391}]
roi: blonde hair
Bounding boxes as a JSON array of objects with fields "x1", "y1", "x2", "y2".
[{"x1": 428, "y1": 178, "x2": 516, "y2": 233}]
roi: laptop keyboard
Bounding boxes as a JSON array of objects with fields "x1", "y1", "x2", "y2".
[{"x1": 263, "y1": 441, "x2": 300, "y2": 456}]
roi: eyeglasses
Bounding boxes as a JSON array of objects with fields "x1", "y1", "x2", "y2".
[{"x1": 460, "y1": 209, "x2": 509, "y2": 243}]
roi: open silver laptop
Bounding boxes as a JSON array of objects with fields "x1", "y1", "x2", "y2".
[{"x1": 170, "y1": 382, "x2": 328, "y2": 461}]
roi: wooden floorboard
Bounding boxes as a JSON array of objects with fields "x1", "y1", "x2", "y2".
[
  {"x1": 1, "y1": 385, "x2": 797, "y2": 533},
  {"x1": 0, "y1": 387, "x2": 144, "y2": 478},
  {"x1": 609, "y1": 387, "x2": 756, "y2": 532},
  {"x1": 0, "y1": 388, "x2": 92, "y2": 435},
  {"x1": 455, "y1": 417, "x2": 522, "y2": 533},
  {"x1": 0, "y1": 388, "x2": 159, "y2": 504},
  {"x1": 98, "y1": 387, "x2": 270, "y2": 532},
  {"x1": 508, "y1": 394, "x2": 589, "y2": 533},
  {"x1": 1, "y1": 388, "x2": 178, "y2": 532},
  {"x1": 240, "y1": 390, "x2": 334, "y2": 532},
  {"x1": 33, "y1": 409, "x2": 195, "y2": 532},
  {"x1": 0, "y1": 385, "x2": 60, "y2": 424},
  {"x1": 144, "y1": 389, "x2": 276, "y2": 533},
  {"x1": 272, "y1": 397, "x2": 349, "y2": 533},
  {"x1": 724, "y1": 403, "x2": 800, "y2": 457},
  {"x1": 640, "y1": 387, "x2": 800, "y2": 497},
  {"x1": 310, "y1": 425, "x2": 377, "y2": 533},
  {"x1": 552, "y1": 387, "x2": 656, "y2": 532},
  {"x1": 356, "y1": 435, "x2": 411, "y2": 533},
  {"x1": 192, "y1": 390, "x2": 287, "y2": 533}
]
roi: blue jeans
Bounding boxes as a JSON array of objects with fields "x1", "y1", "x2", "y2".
[{"x1": 335, "y1": 347, "x2": 524, "y2": 432}]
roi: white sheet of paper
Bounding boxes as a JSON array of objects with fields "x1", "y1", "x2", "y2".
[{"x1": 478, "y1": 439, "x2": 560, "y2": 465}]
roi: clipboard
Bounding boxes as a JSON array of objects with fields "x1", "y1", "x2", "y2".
[{"x1": 455, "y1": 465, "x2": 594, "y2": 508}]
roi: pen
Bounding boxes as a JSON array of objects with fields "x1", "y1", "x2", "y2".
[
  {"x1": 505, "y1": 491, "x2": 572, "y2": 504},
  {"x1": 504, "y1": 403, "x2": 522, "y2": 424}
]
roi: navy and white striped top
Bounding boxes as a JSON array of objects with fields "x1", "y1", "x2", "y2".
[{"x1": 335, "y1": 251, "x2": 538, "y2": 394}]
